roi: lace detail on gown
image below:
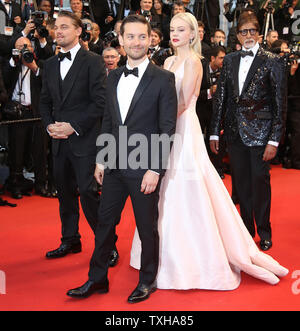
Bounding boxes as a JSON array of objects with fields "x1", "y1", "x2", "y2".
[{"x1": 129, "y1": 58, "x2": 288, "y2": 290}]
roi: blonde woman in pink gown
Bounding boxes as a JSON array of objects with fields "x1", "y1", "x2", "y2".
[{"x1": 130, "y1": 12, "x2": 288, "y2": 290}]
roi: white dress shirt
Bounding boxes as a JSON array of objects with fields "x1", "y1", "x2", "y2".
[
  {"x1": 238, "y1": 42, "x2": 259, "y2": 96},
  {"x1": 59, "y1": 42, "x2": 81, "y2": 80},
  {"x1": 117, "y1": 57, "x2": 149, "y2": 124}
]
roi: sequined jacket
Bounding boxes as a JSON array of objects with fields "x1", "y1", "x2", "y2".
[{"x1": 211, "y1": 47, "x2": 286, "y2": 147}]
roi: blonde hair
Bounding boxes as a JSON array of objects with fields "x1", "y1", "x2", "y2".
[{"x1": 171, "y1": 12, "x2": 202, "y2": 59}]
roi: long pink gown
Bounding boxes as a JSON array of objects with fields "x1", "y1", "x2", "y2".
[{"x1": 129, "y1": 59, "x2": 288, "y2": 290}]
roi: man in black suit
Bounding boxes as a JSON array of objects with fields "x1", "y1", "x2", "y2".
[
  {"x1": 0, "y1": 0, "x2": 24, "y2": 30},
  {"x1": 197, "y1": 46, "x2": 226, "y2": 178},
  {"x1": 194, "y1": 0, "x2": 220, "y2": 38},
  {"x1": 67, "y1": 14, "x2": 177, "y2": 303},
  {"x1": 210, "y1": 13, "x2": 286, "y2": 251},
  {"x1": 39, "y1": 11, "x2": 107, "y2": 259},
  {"x1": 1, "y1": 36, "x2": 47, "y2": 199}
]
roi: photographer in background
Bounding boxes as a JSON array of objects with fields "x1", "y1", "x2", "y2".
[
  {"x1": 0, "y1": 0, "x2": 25, "y2": 32},
  {"x1": 0, "y1": 0, "x2": 25, "y2": 58},
  {"x1": 274, "y1": 0, "x2": 300, "y2": 40},
  {"x1": 18, "y1": 11, "x2": 54, "y2": 60},
  {"x1": 1, "y1": 36, "x2": 49, "y2": 199},
  {"x1": 197, "y1": 45, "x2": 227, "y2": 179},
  {"x1": 133, "y1": 0, "x2": 161, "y2": 30},
  {"x1": 148, "y1": 27, "x2": 172, "y2": 66},
  {"x1": 89, "y1": 22, "x2": 104, "y2": 55}
]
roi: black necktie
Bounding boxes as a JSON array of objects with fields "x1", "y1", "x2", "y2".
[
  {"x1": 124, "y1": 67, "x2": 139, "y2": 77},
  {"x1": 240, "y1": 50, "x2": 254, "y2": 58},
  {"x1": 58, "y1": 51, "x2": 72, "y2": 61}
]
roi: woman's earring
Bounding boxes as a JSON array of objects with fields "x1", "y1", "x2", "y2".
[{"x1": 190, "y1": 38, "x2": 194, "y2": 44}]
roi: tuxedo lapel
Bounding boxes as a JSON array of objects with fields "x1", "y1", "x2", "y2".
[
  {"x1": 232, "y1": 53, "x2": 240, "y2": 99},
  {"x1": 240, "y1": 48, "x2": 265, "y2": 96},
  {"x1": 124, "y1": 63, "x2": 154, "y2": 124},
  {"x1": 60, "y1": 48, "x2": 87, "y2": 106},
  {"x1": 111, "y1": 68, "x2": 124, "y2": 124},
  {"x1": 0, "y1": 2, "x2": 9, "y2": 16}
]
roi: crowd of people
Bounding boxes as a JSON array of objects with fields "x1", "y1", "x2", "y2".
[{"x1": 0, "y1": 0, "x2": 299, "y2": 204}]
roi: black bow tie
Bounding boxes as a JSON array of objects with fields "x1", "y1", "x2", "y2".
[
  {"x1": 149, "y1": 48, "x2": 156, "y2": 53},
  {"x1": 58, "y1": 51, "x2": 72, "y2": 62},
  {"x1": 240, "y1": 50, "x2": 254, "y2": 58},
  {"x1": 124, "y1": 66, "x2": 139, "y2": 77}
]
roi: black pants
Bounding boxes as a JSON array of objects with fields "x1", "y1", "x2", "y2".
[
  {"x1": 227, "y1": 135, "x2": 272, "y2": 240},
  {"x1": 53, "y1": 139, "x2": 100, "y2": 244},
  {"x1": 89, "y1": 170, "x2": 161, "y2": 286}
]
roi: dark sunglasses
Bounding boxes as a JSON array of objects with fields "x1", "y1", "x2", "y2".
[{"x1": 238, "y1": 28, "x2": 258, "y2": 36}]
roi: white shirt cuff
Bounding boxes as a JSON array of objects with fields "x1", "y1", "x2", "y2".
[
  {"x1": 210, "y1": 135, "x2": 219, "y2": 141},
  {"x1": 268, "y1": 141, "x2": 279, "y2": 147}
]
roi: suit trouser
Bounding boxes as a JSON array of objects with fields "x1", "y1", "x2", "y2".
[
  {"x1": 288, "y1": 109, "x2": 300, "y2": 168},
  {"x1": 227, "y1": 135, "x2": 272, "y2": 240},
  {"x1": 88, "y1": 170, "x2": 160, "y2": 285},
  {"x1": 53, "y1": 139, "x2": 100, "y2": 244}
]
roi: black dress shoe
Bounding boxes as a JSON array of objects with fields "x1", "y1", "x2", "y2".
[
  {"x1": 109, "y1": 248, "x2": 119, "y2": 267},
  {"x1": 67, "y1": 280, "x2": 109, "y2": 298},
  {"x1": 260, "y1": 240, "x2": 272, "y2": 251},
  {"x1": 35, "y1": 185, "x2": 51, "y2": 198},
  {"x1": 128, "y1": 282, "x2": 157, "y2": 304},
  {"x1": 46, "y1": 242, "x2": 82, "y2": 259},
  {"x1": 10, "y1": 188, "x2": 23, "y2": 199}
]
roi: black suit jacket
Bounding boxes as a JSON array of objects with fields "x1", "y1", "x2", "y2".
[
  {"x1": 97, "y1": 62, "x2": 177, "y2": 178},
  {"x1": 39, "y1": 47, "x2": 106, "y2": 157},
  {"x1": 0, "y1": 58, "x2": 7, "y2": 105},
  {"x1": 211, "y1": 47, "x2": 286, "y2": 147},
  {"x1": 0, "y1": 1, "x2": 24, "y2": 29},
  {"x1": 90, "y1": 0, "x2": 120, "y2": 35}
]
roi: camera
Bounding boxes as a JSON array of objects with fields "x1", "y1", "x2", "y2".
[
  {"x1": 12, "y1": 44, "x2": 34, "y2": 64},
  {"x1": 266, "y1": 0, "x2": 277, "y2": 10},
  {"x1": 81, "y1": 21, "x2": 93, "y2": 42},
  {"x1": 31, "y1": 11, "x2": 49, "y2": 38},
  {"x1": 103, "y1": 30, "x2": 118, "y2": 45},
  {"x1": 228, "y1": 0, "x2": 250, "y2": 14},
  {"x1": 284, "y1": 0, "x2": 294, "y2": 9}
]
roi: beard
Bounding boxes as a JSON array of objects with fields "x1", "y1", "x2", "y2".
[{"x1": 243, "y1": 38, "x2": 256, "y2": 49}]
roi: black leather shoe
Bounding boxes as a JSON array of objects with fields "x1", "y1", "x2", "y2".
[
  {"x1": 35, "y1": 185, "x2": 51, "y2": 198},
  {"x1": 260, "y1": 240, "x2": 272, "y2": 251},
  {"x1": 109, "y1": 248, "x2": 119, "y2": 267},
  {"x1": 128, "y1": 282, "x2": 157, "y2": 304},
  {"x1": 46, "y1": 242, "x2": 82, "y2": 259},
  {"x1": 67, "y1": 280, "x2": 109, "y2": 298}
]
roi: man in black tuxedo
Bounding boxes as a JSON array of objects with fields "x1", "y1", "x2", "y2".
[
  {"x1": 197, "y1": 46, "x2": 226, "y2": 178},
  {"x1": 39, "y1": 11, "x2": 106, "y2": 259},
  {"x1": 210, "y1": 13, "x2": 286, "y2": 251},
  {"x1": 67, "y1": 14, "x2": 177, "y2": 303}
]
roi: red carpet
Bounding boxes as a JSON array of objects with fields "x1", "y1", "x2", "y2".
[{"x1": 0, "y1": 165, "x2": 299, "y2": 311}]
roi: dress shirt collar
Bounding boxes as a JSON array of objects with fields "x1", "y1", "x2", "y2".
[
  {"x1": 60, "y1": 42, "x2": 81, "y2": 60},
  {"x1": 125, "y1": 57, "x2": 149, "y2": 78},
  {"x1": 242, "y1": 42, "x2": 259, "y2": 57}
]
